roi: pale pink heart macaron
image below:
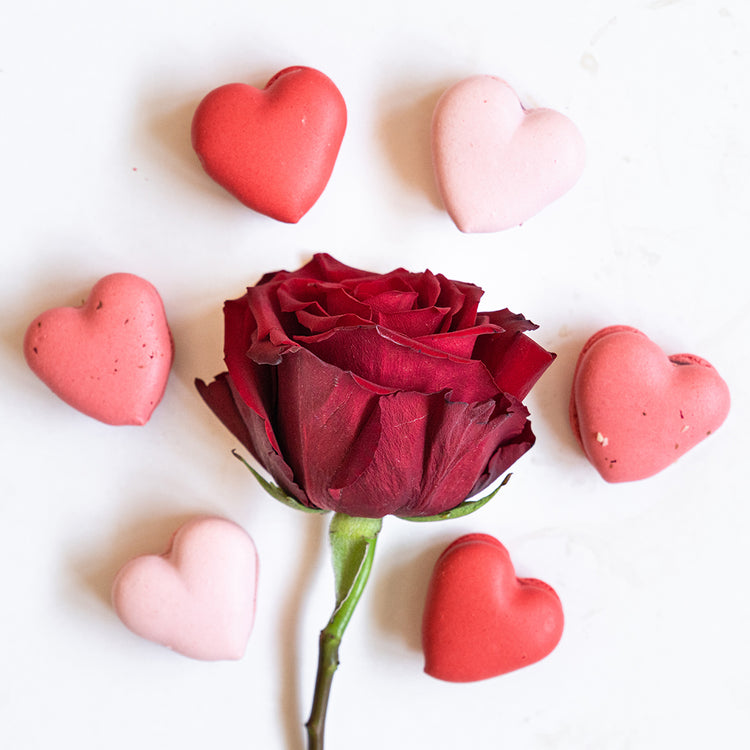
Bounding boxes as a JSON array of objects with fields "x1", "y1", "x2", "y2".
[
  {"x1": 23, "y1": 273, "x2": 173, "y2": 425},
  {"x1": 431, "y1": 75, "x2": 585, "y2": 232},
  {"x1": 570, "y1": 326, "x2": 731, "y2": 482},
  {"x1": 112, "y1": 516, "x2": 258, "y2": 661}
]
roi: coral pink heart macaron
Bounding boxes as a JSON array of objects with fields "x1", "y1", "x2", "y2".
[
  {"x1": 569, "y1": 325, "x2": 731, "y2": 482},
  {"x1": 191, "y1": 66, "x2": 347, "y2": 223},
  {"x1": 112, "y1": 516, "x2": 258, "y2": 661},
  {"x1": 422, "y1": 534, "x2": 564, "y2": 682},
  {"x1": 23, "y1": 273, "x2": 173, "y2": 425},
  {"x1": 431, "y1": 75, "x2": 585, "y2": 232}
]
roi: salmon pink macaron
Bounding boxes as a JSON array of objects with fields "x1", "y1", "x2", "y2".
[
  {"x1": 24, "y1": 273, "x2": 173, "y2": 426},
  {"x1": 569, "y1": 326, "x2": 730, "y2": 482}
]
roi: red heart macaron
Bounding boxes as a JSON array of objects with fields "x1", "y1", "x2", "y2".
[
  {"x1": 23, "y1": 273, "x2": 173, "y2": 425},
  {"x1": 422, "y1": 534, "x2": 564, "y2": 682},
  {"x1": 112, "y1": 516, "x2": 258, "y2": 661},
  {"x1": 191, "y1": 66, "x2": 347, "y2": 223},
  {"x1": 569, "y1": 326, "x2": 731, "y2": 482}
]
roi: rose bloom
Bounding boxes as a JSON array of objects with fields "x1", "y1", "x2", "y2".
[{"x1": 197, "y1": 254, "x2": 554, "y2": 518}]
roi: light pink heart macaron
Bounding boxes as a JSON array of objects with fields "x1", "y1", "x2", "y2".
[
  {"x1": 24, "y1": 273, "x2": 173, "y2": 425},
  {"x1": 112, "y1": 516, "x2": 259, "y2": 661},
  {"x1": 570, "y1": 326, "x2": 731, "y2": 482},
  {"x1": 431, "y1": 75, "x2": 585, "y2": 232}
]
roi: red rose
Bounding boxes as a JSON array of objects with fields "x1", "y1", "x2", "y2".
[{"x1": 197, "y1": 254, "x2": 554, "y2": 518}]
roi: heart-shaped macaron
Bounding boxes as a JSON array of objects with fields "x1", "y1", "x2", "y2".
[
  {"x1": 422, "y1": 534, "x2": 564, "y2": 682},
  {"x1": 431, "y1": 75, "x2": 585, "y2": 232},
  {"x1": 569, "y1": 326, "x2": 731, "y2": 482},
  {"x1": 112, "y1": 516, "x2": 258, "y2": 661},
  {"x1": 23, "y1": 273, "x2": 173, "y2": 426},
  {"x1": 191, "y1": 66, "x2": 347, "y2": 223}
]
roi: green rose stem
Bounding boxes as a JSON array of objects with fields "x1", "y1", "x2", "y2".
[
  {"x1": 232, "y1": 451, "x2": 510, "y2": 749},
  {"x1": 305, "y1": 513, "x2": 383, "y2": 750}
]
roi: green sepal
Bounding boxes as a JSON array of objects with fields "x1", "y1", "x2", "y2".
[
  {"x1": 232, "y1": 450, "x2": 327, "y2": 515},
  {"x1": 399, "y1": 473, "x2": 511, "y2": 523},
  {"x1": 329, "y1": 514, "x2": 382, "y2": 613}
]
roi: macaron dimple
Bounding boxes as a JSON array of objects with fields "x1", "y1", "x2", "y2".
[
  {"x1": 431, "y1": 75, "x2": 585, "y2": 233},
  {"x1": 23, "y1": 273, "x2": 173, "y2": 426},
  {"x1": 191, "y1": 66, "x2": 347, "y2": 223},
  {"x1": 111, "y1": 516, "x2": 258, "y2": 661},
  {"x1": 422, "y1": 533, "x2": 564, "y2": 683},
  {"x1": 569, "y1": 325, "x2": 731, "y2": 482}
]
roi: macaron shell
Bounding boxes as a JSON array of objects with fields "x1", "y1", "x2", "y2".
[
  {"x1": 23, "y1": 273, "x2": 173, "y2": 425},
  {"x1": 431, "y1": 75, "x2": 585, "y2": 232},
  {"x1": 569, "y1": 326, "x2": 731, "y2": 482},
  {"x1": 422, "y1": 533, "x2": 564, "y2": 682},
  {"x1": 191, "y1": 66, "x2": 347, "y2": 223},
  {"x1": 111, "y1": 516, "x2": 258, "y2": 661}
]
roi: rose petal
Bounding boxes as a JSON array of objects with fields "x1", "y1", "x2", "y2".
[
  {"x1": 224, "y1": 298, "x2": 288, "y2": 425},
  {"x1": 279, "y1": 280, "x2": 371, "y2": 318},
  {"x1": 195, "y1": 374, "x2": 255, "y2": 454},
  {"x1": 469, "y1": 407, "x2": 535, "y2": 496},
  {"x1": 416, "y1": 324, "x2": 499, "y2": 358},
  {"x1": 435, "y1": 274, "x2": 483, "y2": 332},
  {"x1": 474, "y1": 309, "x2": 556, "y2": 400},
  {"x1": 278, "y1": 280, "x2": 373, "y2": 333},
  {"x1": 295, "y1": 308, "x2": 372, "y2": 334},
  {"x1": 327, "y1": 390, "x2": 532, "y2": 517},
  {"x1": 240, "y1": 254, "x2": 377, "y2": 365},
  {"x1": 237, "y1": 288, "x2": 299, "y2": 366},
  {"x1": 301, "y1": 253, "x2": 373, "y2": 283},
  {"x1": 298, "y1": 325, "x2": 500, "y2": 403},
  {"x1": 374, "y1": 306, "x2": 451, "y2": 338},
  {"x1": 410, "y1": 269, "x2": 442, "y2": 308},
  {"x1": 195, "y1": 373, "x2": 307, "y2": 505},
  {"x1": 351, "y1": 277, "x2": 416, "y2": 308},
  {"x1": 272, "y1": 347, "x2": 384, "y2": 511}
]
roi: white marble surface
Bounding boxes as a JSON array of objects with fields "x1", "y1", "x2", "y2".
[{"x1": 1, "y1": 1, "x2": 749, "y2": 748}]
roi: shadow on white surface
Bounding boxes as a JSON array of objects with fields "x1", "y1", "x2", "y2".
[
  {"x1": 377, "y1": 82, "x2": 450, "y2": 211},
  {"x1": 70, "y1": 509, "x2": 203, "y2": 613},
  {"x1": 371, "y1": 533, "x2": 452, "y2": 654},
  {"x1": 277, "y1": 512, "x2": 327, "y2": 750}
]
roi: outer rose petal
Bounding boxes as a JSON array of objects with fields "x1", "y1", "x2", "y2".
[
  {"x1": 326, "y1": 390, "x2": 532, "y2": 517},
  {"x1": 272, "y1": 347, "x2": 385, "y2": 511},
  {"x1": 474, "y1": 310, "x2": 556, "y2": 400},
  {"x1": 195, "y1": 374, "x2": 255, "y2": 454},
  {"x1": 469, "y1": 414, "x2": 536, "y2": 496},
  {"x1": 196, "y1": 373, "x2": 307, "y2": 505},
  {"x1": 223, "y1": 297, "x2": 286, "y2": 451}
]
